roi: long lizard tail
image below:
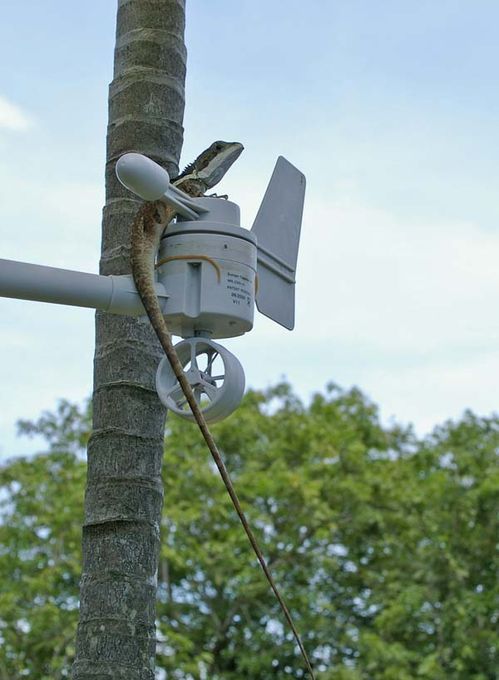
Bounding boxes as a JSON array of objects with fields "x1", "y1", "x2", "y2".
[{"x1": 131, "y1": 201, "x2": 315, "y2": 679}]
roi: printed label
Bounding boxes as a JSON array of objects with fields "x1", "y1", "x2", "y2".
[{"x1": 226, "y1": 271, "x2": 253, "y2": 307}]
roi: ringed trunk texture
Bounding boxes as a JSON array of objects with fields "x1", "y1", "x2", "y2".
[{"x1": 72, "y1": 1, "x2": 186, "y2": 678}]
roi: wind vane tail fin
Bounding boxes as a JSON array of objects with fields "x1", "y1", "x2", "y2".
[{"x1": 251, "y1": 156, "x2": 306, "y2": 330}]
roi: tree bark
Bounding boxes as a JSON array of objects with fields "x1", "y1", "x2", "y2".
[{"x1": 72, "y1": 1, "x2": 186, "y2": 677}]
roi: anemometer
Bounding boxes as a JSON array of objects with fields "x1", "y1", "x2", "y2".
[{"x1": 0, "y1": 153, "x2": 306, "y2": 422}]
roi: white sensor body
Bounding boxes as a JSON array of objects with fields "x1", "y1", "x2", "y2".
[{"x1": 157, "y1": 198, "x2": 257, "y2": 339}]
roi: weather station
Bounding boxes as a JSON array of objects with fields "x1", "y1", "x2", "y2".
[{"x1": 0, "y1": 153, "x2": 306, "y2": 423}]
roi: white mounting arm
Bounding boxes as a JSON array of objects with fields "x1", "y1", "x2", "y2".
[{"x1": 0, "y1": 258, "x2": 166, "y2": 316}]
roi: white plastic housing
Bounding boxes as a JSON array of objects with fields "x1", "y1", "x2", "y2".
[{"x1": 157, "y1": 198, "x2": 257, "y2": 339}]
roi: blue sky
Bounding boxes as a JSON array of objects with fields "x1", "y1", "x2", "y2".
[{"x1": 1, "y1": 0, "x2": 499, "y2": 457}]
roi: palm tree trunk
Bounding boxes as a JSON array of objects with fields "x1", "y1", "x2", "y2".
[{"x1": 72, "y1": 1, "x2": 186, "y2": 677}]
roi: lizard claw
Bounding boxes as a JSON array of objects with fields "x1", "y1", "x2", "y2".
[{"x1": 207, "y1": 192, "x2": 228, "y2": 199}]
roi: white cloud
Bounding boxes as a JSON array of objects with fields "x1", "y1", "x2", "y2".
[
  {"x1": 0, "y1": 95, "x2": 34, "y2": 132},
  {"x1": 293, "y1": 197, "x2": 499, "y2": 353},
  {"x1": 364, "y1": 349, "x2": 499, "y2": 435}
]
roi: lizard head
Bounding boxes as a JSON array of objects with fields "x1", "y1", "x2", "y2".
[{"x1": 175, "y1": 141, "x2": 244, "y2": 194}]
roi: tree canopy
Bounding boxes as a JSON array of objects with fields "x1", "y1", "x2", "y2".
[{"x1": 0, "y1": 384, "x2": 497, "y2": 678}]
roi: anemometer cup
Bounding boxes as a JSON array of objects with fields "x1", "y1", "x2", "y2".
[{"x1": 155, "y1": 337, "x2": 245, "y2": 423}]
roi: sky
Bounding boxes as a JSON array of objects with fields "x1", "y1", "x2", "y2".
[{"x1": 1, "y1": 0, "x2": 499, "y2": 457}]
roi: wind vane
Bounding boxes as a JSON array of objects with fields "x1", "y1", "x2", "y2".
[{"x1": 0, "y1": 153, "x2": 306, "y2": 422}]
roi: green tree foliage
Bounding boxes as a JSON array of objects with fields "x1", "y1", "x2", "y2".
[
  {"x1": 0, "y1": 400, "x2": 89, "y2": 679},
  {"x1": 0, "y1": 386, "x2": 497, "y2": 678}
]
